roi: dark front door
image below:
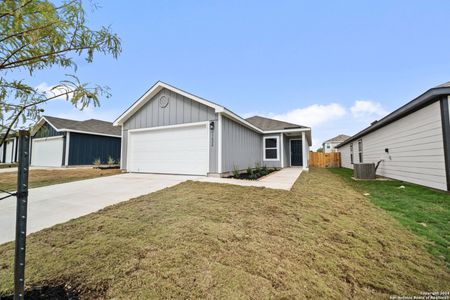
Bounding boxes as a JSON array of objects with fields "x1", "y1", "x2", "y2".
[{"x1": 291, "y1": 140, "x2": 303, "y2": 166}]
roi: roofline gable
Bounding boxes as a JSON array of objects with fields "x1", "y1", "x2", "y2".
[
  {"x1": 113, "y1": 81, "x2": 225, "y2": 126},
  {"x1": 30, "y1": 116, "x2": 60, "y2": 136}
]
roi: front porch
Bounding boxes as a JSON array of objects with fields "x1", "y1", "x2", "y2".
[{"x1": 262, "y1": 130, "x2": 310, "y2": 170}]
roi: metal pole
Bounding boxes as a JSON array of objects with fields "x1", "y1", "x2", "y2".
[{"x1": 14, "y1": 130, "x2": 30, "y2": 300}]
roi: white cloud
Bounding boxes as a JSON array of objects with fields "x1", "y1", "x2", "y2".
[
  {"x1": 350, "y1": 100, "x2": 387, "y2": 118},
  {"x1": 35, "y1": 82, "x2": 73, "y2": 101},
  {"x1": 270, "y1": 103, "x2": 347, "y2": 128},
  {"x1": 242, "y1": 100, "x2": 389, "y2": 150}
]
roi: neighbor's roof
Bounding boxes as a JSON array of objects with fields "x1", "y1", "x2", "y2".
[
  {"x1": 33, "y1": 116, "x2": 121, "y2": 137},
  {"x1": 337, "y1": 81, "x2": 450, "y2": 148},
  {"x1": 323, "y1": 134, "x2": 350, "y2": 144},
  {"x1": 246, "y1": 116, "x2": 306, "y2": 131}
]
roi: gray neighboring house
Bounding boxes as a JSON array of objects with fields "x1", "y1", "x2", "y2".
[
  {"x1": 114, "y1": 81, "x2": 312, "y2": 176},
  {"x1": 30, "y1": 116, "x2": 121, "y2": 167},
  {"x1": 322, "y1": 134, "x2": 350, "y2": 153},
  {"x1": 336, "y1": 82, "x2": 450, "y2": 191}
]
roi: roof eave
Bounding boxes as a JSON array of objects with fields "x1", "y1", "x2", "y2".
[{"x1": 337, "y1": 86, "x2": 450, "y2": 148}]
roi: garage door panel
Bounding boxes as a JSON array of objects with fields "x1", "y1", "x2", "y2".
[
  {"x1": 4, "y1": 141, "x2": 14, "y2": 163},
  {"x1": 31, "y1": 137, "x2": 64, "y2": 167},
  {"x1": 128, "y1": 124, "x2": 208, "y2": 175}
]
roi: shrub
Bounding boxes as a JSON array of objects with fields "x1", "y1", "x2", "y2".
[
  {"x1": 107, "y1": 156, "x2": 115, "y2": 166},
  {"x1": 261, "y1": 164, "x2": 268, "y2": 173},
  {"x1": 93, "y1": 158, "x2": 101, "y2": 166},
  {"x1": 232, "y1": 165, "x2": 240, "y2": 178},
  {"x1": 254, "y1": 162, "x2": 261, "y2": 174},
  {"x1": 247, "y1": 166, "x2": 253, "y2": 175},
  {"x1": 249, "y1": 173, "x2": 258, "y2": 180}
]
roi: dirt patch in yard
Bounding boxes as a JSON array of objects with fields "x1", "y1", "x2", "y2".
[
  {"x1": 0, "y1": 168, "x2": 122, "y2": 192},
  {"x1": 0, "y1": 168, "x2": 448, "y2": 299}
]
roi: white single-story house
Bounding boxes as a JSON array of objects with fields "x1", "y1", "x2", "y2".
[
  {"x1": 336, "y1": 82, "x2": 450, "y2": 191},
  {"x1": 30, "y1": 116, "x2": 121, "y2": 167},
  {"x1": 113, "y1": 81, "x2": 312, "y2": 176},
  {"x1": 322, "y1": 134, "x2": 350, "y2": 153}
]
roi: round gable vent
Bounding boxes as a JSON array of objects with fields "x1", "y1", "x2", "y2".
[{"x1": 159, "y1": 96, "x2": 169, "y2": 108}]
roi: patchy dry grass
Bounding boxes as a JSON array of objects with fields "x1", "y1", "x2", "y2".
[
  {"x1": 0, "y1": 168, "x2": 121, "y2": 192},
  {"x1": 0, "y1": 168, "x2": 448, "y2": 299}
]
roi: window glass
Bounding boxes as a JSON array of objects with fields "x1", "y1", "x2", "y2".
[
  {"x1": 265, "y1": 149, "x2": 277, "y2": 159},
  {"x1": 265, "y1": 138, "x2": 277, "y2": 148},
  {"x1": 264, "y1": 137, "x2": 278, "y2": 160}
]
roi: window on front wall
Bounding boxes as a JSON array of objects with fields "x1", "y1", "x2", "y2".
[
  {"x1": 358, "y1": 139, "x2": 363, "y2": 163},
  {"x1": 327, "y1": 144, "x2": 331, "y2": 149},
  {"x1": 264, "y1": 136, "x2": 279, "y2": 160},
  {"x1": 350, "y1": 143, "x2": 354, "y2": 164}
]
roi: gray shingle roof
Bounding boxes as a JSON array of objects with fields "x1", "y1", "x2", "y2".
[
  {"x1": 245, "y1": 116, "x2": 306, "y2": 131},
  {"x1": 44, "y1": 116, "x2": 121, "y2": 136},
  {"x1": 324, "y1": 134, "x2": 350, "y2": 143}
]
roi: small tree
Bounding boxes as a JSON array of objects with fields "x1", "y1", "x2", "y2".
[
  {"x1": 316, "y1": 147, "x2": 324, "y2": 152},
  {"x1": 0, "y1": 0, "x2": 122, "y2": 145}
]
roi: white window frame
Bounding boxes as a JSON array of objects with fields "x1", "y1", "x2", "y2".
[
  {"x1": 263, "y1": 135, "x2": 280, "y2": 161},
  {"x1": 358, "y1": 139, "x2": 363, "y2": 163},
  {"x1": 350, "y1": 143, "x2": 354, "y2": 164}
]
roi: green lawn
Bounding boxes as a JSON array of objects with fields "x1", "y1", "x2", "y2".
[
  {"x1": 0, "y1": 168, "x2": 448, "y2": 299},
  {"x1": 329, "y1": 167, "x2": 450, "y2": 265}
]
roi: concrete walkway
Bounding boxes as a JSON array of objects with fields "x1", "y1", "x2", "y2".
[
  {"x1": 196, "y1": 167, "x2": 303, "y2": 190},
  {"x1": 0, "y1": 173, "x2": 193, "y2": 244}
]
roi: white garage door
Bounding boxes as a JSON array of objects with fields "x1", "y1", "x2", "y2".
[
  {"x1": 128, "y1": 123, "x2": 209, "y2": 175},
  {"x1": 31, "y1": 136, "x2": 64, "y2": 167},
  {"x1": 4, "y1": 140, "x2": 14, "y2": 163}
]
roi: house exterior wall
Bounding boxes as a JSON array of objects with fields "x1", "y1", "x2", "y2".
[
  {"x1": 340, "y1": 143, "x2": 352, "y2": 168},
  {"x1": 221, "y1": 116, "x2": 262, "y2": 172},
  {"x1": 121, "y1": 88, "x2": 217, "y2": 170},
  {"x1": 209, "y1": 119, "x2": 218, "y2": 173},
  {"x1": 323, "y1": 141, "x2": 341, "y2": 153},
  {"x1": 33, "y1": 122, "x2": 61, "y2": 138},
  {"x1": 69, "y1": 132, "x2": 121, "y2": 165},
  {"x1": 339, "y1": 101, "x2": 446, "y2": 190},
  {"x1": 283, "y1": 135, "x2": 290, "y2": 167}
]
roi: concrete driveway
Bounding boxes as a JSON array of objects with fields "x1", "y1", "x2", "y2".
[{"x1": 0, "y1": 173, "x2": 193, "y2": 244}]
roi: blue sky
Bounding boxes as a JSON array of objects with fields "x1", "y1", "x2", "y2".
[{"x1": 28, "y1": 0, "x2": 450, "y2": 148}]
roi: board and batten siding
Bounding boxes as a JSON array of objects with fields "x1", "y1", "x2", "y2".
[
  {"x1": 69, "y1": 133, "x2": 121, "y2": 165},
  {"x1": 33, "y1": 122, "x2": 61, "y2": 138},
  {"x1": 340, "y1": 101, "x2": 446, "y2": 191},
  {"x1": 121, "y1": 88, "x2": 217, "y2": 171},
  {"x1": 221, "y1": 116, "x2": 262, "y2": 172}
]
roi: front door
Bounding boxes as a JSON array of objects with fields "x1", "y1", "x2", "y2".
[{"x1": 291, "y1": 140, "x2": 302, "y2": 166}]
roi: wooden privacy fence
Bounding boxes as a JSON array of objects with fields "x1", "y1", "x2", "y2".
[{"x1": 309, "y1": 151, "x2": 341, "y2": 168}]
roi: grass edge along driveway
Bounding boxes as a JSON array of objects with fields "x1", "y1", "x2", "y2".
[
  {"x1": 0, "y1": 168, "x2": 448, "y2": 299},
  {"x1": 0, "y1": 168, "x2": 122, "y2": 192}
]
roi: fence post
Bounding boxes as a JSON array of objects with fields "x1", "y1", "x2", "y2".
[{"x1": 14, "y1": 130, "x2": 30, "y2": 300}]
